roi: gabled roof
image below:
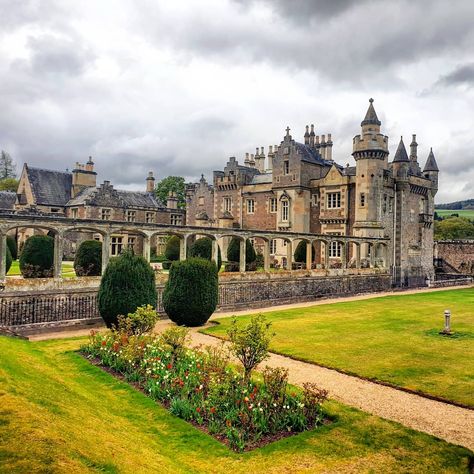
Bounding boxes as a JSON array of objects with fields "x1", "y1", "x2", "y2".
[
  {"x1": 423, "y1": 148, "x2": 439, "y2": 172},
  {"x1": 117, "y1": 190, "x2": 163, "y2": 208},
  {"x1": 26, "y1": 165, "x2": 72, "y2": 206},
  {"x1": 393, "y1": 137, "x2": 409, "y2": 162},
  {"x1": 0, "y1": 191, "x2": 16, "y2": 210},
  {"x1": 361, "y1": 98, "x2": 381, "y2": 127},
  {"x1": 295, "y1": 142, "x2": 335, "y2": 167}
]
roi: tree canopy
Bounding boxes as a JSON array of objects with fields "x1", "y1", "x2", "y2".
[
  {"x1": 434, "y1": 217, "x2": 474, "y2": 240},
  {"x1": 0, "y1": 151, "x2": 16, "y2": 180},
  {"x1": 154, "y1": 176, "x2": 186, "y2": 209},
  {"x1": 0, "y1": 178, "x2": 19, "y2": 192}
]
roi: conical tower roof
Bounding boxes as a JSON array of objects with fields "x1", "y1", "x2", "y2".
[
  {"x1": 423, "y1": 148, "x2": 439, "y2": 172},
  {"x1": 361, "y1": 98, "x2": 381, "y2": 127},
  {"x1": 393, "y1": 137, "x2": 409, "y2": 162}
]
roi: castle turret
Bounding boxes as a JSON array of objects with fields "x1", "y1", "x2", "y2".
[
  {"x1": 392, "y1": 137, "x2": 410, "y2": 181},
  {"x1": 352, "y1": 99, "x2": 389, "y2": 242},
  {"x1": 423, "y1": 148, "x2": 439, "y2": 195}
]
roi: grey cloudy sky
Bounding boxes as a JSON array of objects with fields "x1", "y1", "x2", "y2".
[{"x1": 1, "y1": 0, "x2": 473, "y2": 203}]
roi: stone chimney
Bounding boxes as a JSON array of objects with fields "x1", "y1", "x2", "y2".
[
  {"x1": 146, "y1": 171, "x2": 155, "y2": 193},
  {"x1": 72, "y1": 157, "x2": 97, "y2": 197},
  {"x1": 304, "y1": 125, "x2": 310, "y2": 145},
  {"x1": 326, "y1": 133, "x2": 333, "y2": 161},
  {"x1": 309, "y1": 124, "x2": 315, "y2": 147},
  {"x1": 320, "y1": 135, "x2": 326, "y2": 159},
  {"x1": 267, "y1": 145, "x2": 274, "y2": 171},
  {"x1": 167, "y1": 191, "x2": 178, "y2": 209}
]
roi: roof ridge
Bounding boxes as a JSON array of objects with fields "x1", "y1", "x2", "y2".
[{"x1": 28, "y1": 165, "x2": 72, "y2": 175}]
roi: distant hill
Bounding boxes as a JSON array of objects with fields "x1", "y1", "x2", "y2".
[{"x1": 436, "y1": 199, "x2": 474, "y2": 210}]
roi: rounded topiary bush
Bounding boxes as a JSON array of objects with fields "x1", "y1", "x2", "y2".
[
  {"x1": 188, "y1": 237, "x2": 222, "y2": 270},
  {"x1": 98, "y1": 249, "x2": 157, "y2": 328},
  {"x1": 5, "y1": 246, "x2": 12, "y2": 274},
  {"x1": 19, "y1": 235, "x2": 54, "y2": 278},
  {"x1": 74, "y1": 240, "x2": 102, "y2": 276},
  {"x1": 227, "y1": 238, "x2": 256, "y2": 270},
  {"x1": 294, "y1": 241, "x2": 315, "y2": 263},
  {"x1": 165, "y1": 235, "x2": 181, "y2": 261},
  {"x1": 7, "y1": 236, "x2": 17, "y2": 260},
  {"x1": 163, "y1": 257, "x2": 218, "y2": 326}
]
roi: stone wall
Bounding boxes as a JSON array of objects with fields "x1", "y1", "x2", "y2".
[
  {"x1": 435, "y1": 240, "x2": 474, "y2": 274},
  {"x1": 1, "y1": 272, "x2": 391, "y2": 330}
]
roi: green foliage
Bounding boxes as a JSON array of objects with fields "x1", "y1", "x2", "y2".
[
  {"x1": 154, "y1": 176, "x2": 186, "y2": 209},
  {"x1": 165, "y1": 235, "x2": 181, "y2": 261},
  {"x1": 294, "y1": 240, "x2": 315, "y2": 263},
  {"x1": 19, "y1": 235, "x2": 54, "y2": 278},
  {"x1": 74, "y1": 240, "x2": 102, "y2": 276},
  {"x1": 0, "y1": 150, "x2": 16, "y2": 180},
  {"x1": 7, "y1": 235, "x2": 17, "y2": 260},
  {"x1": 98, "y1": 249, "x2": 157, "y2": 329},
  {"x1": 162, "y1": 257, "x2": 218, "y2": 326},
  {"x1": 434, "y1": 217, "x2": 474, "y2": 240},
  {"x1": 5, "y1": 246, "x2": 12, "y2": 273},
  {"x1": 227, "y1": 238, "x2": 257, "y2": 264},
  {"x1": 188, "y1": 237, "x2": 222, "y2": 270},
  {"x1": 227, "y1": 314, "x2": 274, "y2": 382},
  {"x1": 159, "y1": 326, "x2": 190, "y2": 362},
  {"x1": 0, "y1": 177, "x2": 18, "y2": 191},
  {"x1": 116, "y1": 304, "x2": 158, "y2": 335}
]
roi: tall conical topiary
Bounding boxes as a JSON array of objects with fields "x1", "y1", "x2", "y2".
[
  {"x1": 163, "y1": 257, "x2": 218, "y2": 327},
  {"x1": 19, "y1": 235, "x2": 54, "y2": 278},
  {"x1": 7, "y1": 236, "x2": 17, "y2": 260},
  {"x1": 74, "y1": 240, "x2": 102, "y2": 276},
  {"x1": 165, "y1": 235, "x2": 181, "y2": 261},
  {"x1": 188, "y1": 237, "x2": 222, "y2": 270},
  {"x1": 98, "y1": 249, "x2": 157, "y2": 328},
  {"x1": 5, "y1": 246, "x2": 12, "y2": 274}
]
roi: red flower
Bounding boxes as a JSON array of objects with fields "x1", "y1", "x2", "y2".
[
  {"x1": 226, "y1": 419, "x2": 232, "y2": 427},
  {"x1": 196, "y1": 407, "x2": 201, "y2": 413},
  {"x1": 166, "y1": 363, "x2": 172, "y2": 370},
  {"x1": 101, "y1": 340, "x2": 106, "y2": 346},
  {"x1": 210, "y1": 407, "x2": 216, "y2": 414}
]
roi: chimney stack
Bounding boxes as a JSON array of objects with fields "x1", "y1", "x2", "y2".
[
  {"x1": 320, "y1": 135, "x2": 326, "y2": 159},
  {"x1": 309, "y1": 124, "x2": 315, "y2": 147},
  {"x1": 72, "y1": 157, "x2": 97, "y2": 197},
  {"x1": 146, "y1": 171, "x2": 155, "y2": 193},
  {"x1": 167, "y1": 191, "x2": 178, "y2": 209},
  {"x1": 304, "y1": 125, "x2": 310, "y2": 145},
  {"x1": 326, "y1": 133, "x2": 333, "y2": 161}
]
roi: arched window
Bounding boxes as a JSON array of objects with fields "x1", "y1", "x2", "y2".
[{"x1": 281, "y1": 199, "x2": 289, "y2": 222}]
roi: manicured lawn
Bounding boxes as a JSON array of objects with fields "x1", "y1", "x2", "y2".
[
  {"x1": 204, "y1": 288, "x2": 474, "y2": 407},
  {"x1": 7, "y1": 260, "x2": 76, "y2": 278},
  {"x1": 435, "y1": 209, "x2": 474, "y2": 220},
  {"x1": 0, "y1": 336, "x2": 471, "y2": 473}
]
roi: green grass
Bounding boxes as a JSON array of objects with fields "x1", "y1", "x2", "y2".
[
  {"x1": 0, "y1": 336, "x2": 470, "y2": 473},
  {"x1": 7, "y1": 260, "x2": 76, "y2": 278},
  {"x1": 435, "y1": 209, "x2": 474, "y2": 220},
  {"x1": 204, "y1": 288, "x2": 474, "y2": 407}
]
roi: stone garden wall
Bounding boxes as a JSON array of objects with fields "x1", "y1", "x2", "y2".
[
  {"x1": 434, "y1": 240, "x2": 474, "y2": 275},
  {"x1": 0, "y1": 271, "x2": 391, "y2": 331}
]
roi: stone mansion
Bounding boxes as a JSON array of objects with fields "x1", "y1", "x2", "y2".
[{"x1": 186, "y1": 99, "x2": 439, "y2": 286}]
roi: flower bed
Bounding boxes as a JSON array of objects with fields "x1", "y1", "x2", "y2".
[{"x1": 82, "y1": 324, "x2": 328, "y2": 451}]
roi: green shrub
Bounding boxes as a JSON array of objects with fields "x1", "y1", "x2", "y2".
[
  {"x1": 19, "y1": 235, "x2": 54, "y2": 278},
  {"x1": 74, "y1": 239, "x2": 102, "y2": 276},
  {"x1": 98, "y1": 249, "x2": 157, "y2": 329},
  {"x1": 5, "y1": 246, "x2": 12, "y2": 273},
  {"x1": 294, "y1": 241, "x2": 315, "y2": 263},
  {"x1": 163, "y1": 257, "x2": 218, "y2": 326},
  {"x1": 188, "y1": 237, "x2": 222, "y2": 270},
  {"x1": 165, "y1": 235, "x2": 181, "y2": 261},
  {"x1": 255, "y1": 252, "x2": 264, "y2": 269},
  {"x1": 226, "y1": 238, "x2": 256, "y2": 268},
  {"x1": 116, "y1": 304, "x2": 158, "y2": 335},
  {"x1": 7, "y1": 236, "x2": 17, "y2": 260}
]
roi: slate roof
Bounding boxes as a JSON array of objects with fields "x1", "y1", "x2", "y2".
[
  {"x1": 423, "y1": 148, "x2": 439, "y2": 172},
  {"x1": 393, "y1": 137, "x2": 409, "y2": 162},
  {"x1": 250, "y1": 173, "x2": 273, "y2": 185},
  {"x1": 26, "y1": 166, "x2": 72, "y2": 206},
  {"x1": 117, "y1": 190, "x2": 163, "y2": 208},
  {"x1": 361, "y1": 98, "x2": 381, "y2": 127},
  {"x1": 0, "y1": 191, "x2": 16, "y2": 210},
  {"x1": 295, "y1": 142, "x2": 335, "y2": 166},
  {"x1": 342, "y1": 166, "x2": 356, "y2": 176}
]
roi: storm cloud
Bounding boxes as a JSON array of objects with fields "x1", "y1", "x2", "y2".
[{"x1": 0, "y1": 0, "x2": 473, "y2": 202}]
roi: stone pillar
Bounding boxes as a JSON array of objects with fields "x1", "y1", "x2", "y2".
[
  {"x1": 179, "y1": 235, "x2": 187, "y2": 261},
  {"x1": 0, "y1": 233, "x2": 7, "y2": 281},
  {"x1": 212, "y1": 239, "x2": 219, "y2": 268},
  {"x1": 341, "y1": 242, "x2": 347, "y2": 270},
  {"x1": 286, "y1": 240, "x2": 293, "y2": 271},
  {"x1": 356, "y1": 243, "x2": 361, "y2": 269},
  {"x1": 101, "y1": 233, "x2": 111, "y2": 274},
  {"x1": 324, "y1": 241, "x2": 330, "y2": 269},
  {"x1": 239, "y1": 239, "x2": 246, "y2": 273},
  {"x1": 53, "y1": 233, "x2": 64, "y2": 279},
  {"x1": 143, "y1": 235, "x2": 151, "y2": 262},
  {"x1": 263, "y1": 239, "x2": 270, "y2": 272},
  {"x1": 306, "y1": 241, "x2": 312, "y2": 270},
  {"x1": 369, "y1": 243, "x2": 375, "y2": 268}
]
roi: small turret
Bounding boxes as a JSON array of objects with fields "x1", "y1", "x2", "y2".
[
  {"x1": 423, "y1": 148, "x2": 439, "y2": 195},
  {"x1": 393, "y1": 136, "x2": 409, "y2": 163},
  {"x1": 410, "y1": 134, "x2": 418, "y2": 162},
  {"x1": 361, "y1": 97, "x2": 381, "y2": 133}
]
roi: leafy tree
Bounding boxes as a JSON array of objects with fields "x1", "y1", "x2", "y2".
[
  {"x1": 227, "y1": 314, "x2": 274, "y2": 382},
  {"x1": 98, "y1": 249, "x2": 157, "y2": 329},
  {"x1": 74, "y1": 240, "x2": 102, "y2": 276},
  {"x1": 165, "y1": 235, "x2": 181, "y2": 261},
  {"x1": 7, "y1": 236, "x2": 17, "y2": 260},
  {"x1": 0, "y1": 151, "x2": 16, "y2": 180},
  {"x1": 19, "y1": 235, "x2": 54, "y2": 278},
  {"x1": 294, "y1": 240, "x2": 315, "y2": 263},
  {"x1": 163, "y1": 257, "x2": 218, "y2": 326},
  {"x1": 5, "y1": 246, "x2": 12, "y2": 274},
  {"x1": 227, "y1": 238, "x2": 256, "y2": 264},
  {"x1": 434, "y1": 217, "x2": 474, "y2": 240},
  {"x1": 154, "y1": 176, "x2": 186, "y2": 209},
  {"x1": 0, "y1": 178, "x2": 18, "y2": 191},
  {"x1": 188, "y1": 237, "x2": 222, "y2": 270}
]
